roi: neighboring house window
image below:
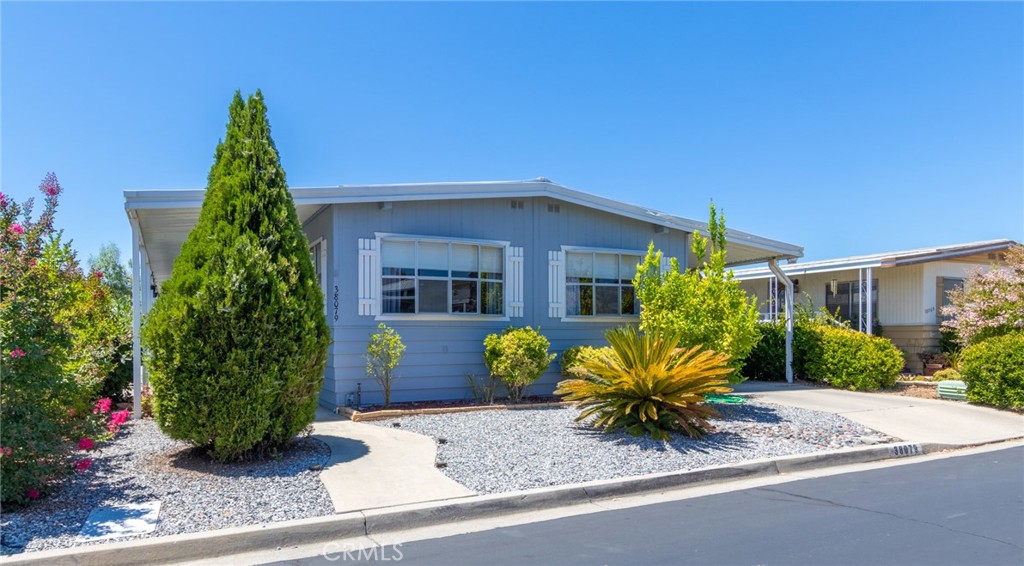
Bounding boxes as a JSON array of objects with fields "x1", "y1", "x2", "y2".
[
  {"x1": 565, "y1": 250, "x2": 641, "y2": 317},
  {"x1": 940, "y1": 277, "x2": 964, "y2": 322},
  {"x1": 380, "y1": 238, "x2": 505, "y2": 315},
  {"x1": 825, "y1": 279, "x2": 877, "y2": 329}
]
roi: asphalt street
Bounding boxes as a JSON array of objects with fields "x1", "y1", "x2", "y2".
[{"x1": 262, "y1": 446, "x2": 1024, "y2": 566}]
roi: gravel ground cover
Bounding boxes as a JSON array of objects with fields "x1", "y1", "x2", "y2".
[
  {"x1": 370, "y1": 399, "x2": 899, "y2": 494},
  {"x1": 0, "y1": 420, "x2": 333, "y2": 556}
]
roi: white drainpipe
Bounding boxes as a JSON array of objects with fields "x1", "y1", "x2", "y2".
[{"x1": 768, "y1": 258, "x2": 794, "y2": 384}]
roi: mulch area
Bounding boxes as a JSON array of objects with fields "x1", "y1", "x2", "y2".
[{"x1": 354, "y1": 395, "x2": 562, "y2": 414}]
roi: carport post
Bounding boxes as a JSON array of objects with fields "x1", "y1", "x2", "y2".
[
  {"x1": 130, "y1": 213, "x2": 143, "y2": 419},
  {"x1": 767, "y1": 259, "x2": 794, "y2": 384}
]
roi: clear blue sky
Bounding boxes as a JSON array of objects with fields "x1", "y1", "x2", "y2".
[{"x1": 3, "y1": 1, "x2": 1022, "y2": 266}]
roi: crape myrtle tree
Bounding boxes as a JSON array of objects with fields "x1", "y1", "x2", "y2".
[{"x1": 142, "y1": 91, "x2": 330, "y2": 461}]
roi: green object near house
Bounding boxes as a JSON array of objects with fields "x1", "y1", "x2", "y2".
[
  {"x1": 937, "y1": 380, "x2": 968, "y2": 401},
  {"x1": 704, "y1": 394, "x2": 746, "y2": 404}
]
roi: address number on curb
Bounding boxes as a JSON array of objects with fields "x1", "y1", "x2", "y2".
[{"x1": 889, "y1": 443, "x2": 923, "y2": 457}]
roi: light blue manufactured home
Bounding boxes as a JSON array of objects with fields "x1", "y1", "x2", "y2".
[{"x1": 125, "y1": 179, "x2": 802, "y2": 411}]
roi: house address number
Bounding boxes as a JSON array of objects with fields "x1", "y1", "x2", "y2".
[
  {"x1": 333, "y1": 285, "x2": 339, "y2": 322},
  {"x1": 888, "y1": 443, "x2": 923, "y2": 457}
]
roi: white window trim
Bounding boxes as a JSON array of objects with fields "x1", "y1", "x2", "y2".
[
  {"x1": 559, "y1": 245, "x2": 644, "y2": 323},
  {"x1": 374, "y1": 232, "x2": 513, "y2": 322},
  {"x1": 309, "y1": 237, "x2": 328, "y2": 315}
]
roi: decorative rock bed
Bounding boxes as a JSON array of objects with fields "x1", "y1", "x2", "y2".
[
  {"x1": 368, "y1": 399, "x2": 899, "y2": 494},
  {"x1": 0, "y1": 420, "x2": 333, "y2": 556}
]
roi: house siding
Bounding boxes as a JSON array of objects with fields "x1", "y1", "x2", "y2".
[
  {"x1": 299, "y1": 205, "x2": 336, "y2": 407},
  {"x1": 316, "y1": 196, "x2": 690, "y2": 407}
]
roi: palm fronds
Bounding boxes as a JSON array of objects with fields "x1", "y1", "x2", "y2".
[{"x1": 555, "y1": 326, "x2": 733, "y2": 440}]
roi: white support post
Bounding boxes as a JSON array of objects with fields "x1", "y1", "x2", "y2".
[
  {"x1": 858, "y1": 268, "x2": 864, "y2": 333},
  {"x1": 768, "y1": 259, "x2": 794, "y2": 384},
  {"x1": 866, "y1": 267, "x2": 873, "y2": 335},
  {"x1": 130, "y1": 216, "x2": 143, "y2": 419},
  {"x1": 140, "y1": 247, "x2": 152, "y2": 386}
]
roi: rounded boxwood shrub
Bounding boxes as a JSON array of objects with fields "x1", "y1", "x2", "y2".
[
  {"x1": 142, "y1": 91, "x2": 329, "y2": 461},
  {"x1": 802, "y1": 325, "x2": 904, "y2": 391},
  {"x1": 959, "y1": 332, "x2": 1024, "y2": 409},
  {"x1": 484, "y1": 326, "x2": 556, "y2": 402}
]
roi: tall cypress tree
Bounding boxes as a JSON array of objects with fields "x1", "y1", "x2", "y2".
[{"x1": 143, "y1": 91, "x2": 329, "y2": 461}]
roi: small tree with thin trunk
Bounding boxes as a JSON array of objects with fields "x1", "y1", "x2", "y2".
[{"x1": 366, "y1": 323, "x2": 405, "y2": 407}]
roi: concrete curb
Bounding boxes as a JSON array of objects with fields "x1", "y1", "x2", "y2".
[{"x1": 0, "y1": 441, "x2": 965, "y2": 566}]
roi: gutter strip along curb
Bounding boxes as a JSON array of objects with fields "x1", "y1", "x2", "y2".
[{"x1": 0, "y1": 441, "x2": 950, "y2": 566}]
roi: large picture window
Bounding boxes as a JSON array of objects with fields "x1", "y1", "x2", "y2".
[
  {"x1": 566, "y1": 251, "x2": 640, "y2": 317},
  {"x1": 825, "y1": 279, "x2": 878, "y2": 329},
  {"x1": 381, "y1": 238, "x2": 504, "y2": 315}
]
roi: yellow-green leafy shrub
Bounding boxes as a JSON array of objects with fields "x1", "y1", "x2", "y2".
[
  {"x1": 559, "y1": 345, "x2": 608, "y2": 376},
  {"x1": 959, "y1": 332, "x2": 1024, "y2": 409},
  {"x1": 483, "y1": 326, "x2": 556, "y2": 402},
  {"x1": 802, "y1": 326, "x2": 903, "y2": 390}
]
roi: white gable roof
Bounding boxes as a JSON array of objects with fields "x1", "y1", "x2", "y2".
[
  {"x1": 125, "y1": 178, "x2": 803, "y2": 285},
  {"x1": 732, "y1": 239, "x2": 1018, "y2": 280}
]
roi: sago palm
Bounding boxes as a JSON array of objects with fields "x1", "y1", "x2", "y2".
[{"x1": 555, "y1": 326, "x2": 733, "y2": 440}]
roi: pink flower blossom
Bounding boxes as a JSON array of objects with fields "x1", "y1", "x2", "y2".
[
  {"x1": 10, "y1": 224, "x2": 24, "y2": 235},
  {"x1": 93, "y1": 398, "x2": 112, "y2": 414},
  {"x1": 0, "y1": 192, "x2": 7, "y2": 206},
  {"x1": 39, "y1": 172, "x2": 62, "y2": 198},
  {"x1": 0, "y1": 447, "x2": 12, "y2": 456},
  {"x1": 28, "y1": 258, "x2": 37, "y2": 267},
  {"x1": 10, "y1": 348, "x2": 25, "y2": 358},
  {"x1": 107, "y1": 422, "x2": 120, "y2": 434},
  {"x1": 78, "y1": 437, "x2": 95, "y2": 451},
  {"x1": 27, "y1": 488, "x2": 40, "y2": 500},
  {"x1": 110, "y1": 409, "x2": 130, "y2": 426},
  {"x1": 74, "y1": 458, "x2": 93, "y2": 472},
  {"x1": 94, "y1": 271, "x2": 104, "y2": 279}
]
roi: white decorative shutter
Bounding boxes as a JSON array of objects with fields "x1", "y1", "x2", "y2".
[
  {"x1": 507, "y1": 246, "x2": 524, "y2": 318},
  {"x1": 548, "y1": 250, "x2": 565, "y2": 318},
  {"x1": 358, "y1": 238, "x2": 380, "y2": 316},
  {"x1": 660, "y1": 255, "x2": 673, "y2": 275}
]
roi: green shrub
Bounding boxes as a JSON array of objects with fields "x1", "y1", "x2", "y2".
[
  {"x1": 65, "y1": 268, "x2": 133, "y2": 403},
  {"x1": 366, "y1": 323, "x2": 405, "y2": 407},
  {"x1": 742, "y1": 321, "x2": 787, "y2": 380},
  {"x1": 1, "y1": 174, "x2": 103, "y2": 507},
  {"x1": 932, "y1": 368, "x2": 962, "y2": 382},
  {"x1": 559, "y1": 345, "x2": 607, "y2": 376},
  {"x1": 142, "y1": 91, "x2": 330, "y2": 462},
  {"x1": 635, "y1": 204, "x2": 759, "y2": 377},
  {"x1": 483, "y1": 326, "x2": 556, "y2": 402},
  {"x1": 555, "y1": 326, "x2": 733, "y2": 440},
  {"x1": 959, "y1": 332, "x2": 1024, "y2": 409},
  {"x1": 86, "y1": 244, "x2": 135, "y2": 402},
  {"x1": 801, "y1": 325, "x2": 904, "y2": 390}
]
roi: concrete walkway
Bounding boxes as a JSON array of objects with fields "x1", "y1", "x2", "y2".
[
  {"x1": 734, "y1": 381, "x2": 1024, "y2": 445},
  {"x1": 312, "y1": 408, "x2": 474, "y2": 513}
]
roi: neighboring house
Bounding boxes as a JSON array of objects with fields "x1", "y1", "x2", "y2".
[
  {"x1": 732, "y1": 239, "x2": 1019, "y2": 374},
  {"x1": 125, "y1": 179, "x2": 802, "y2": 409}
]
